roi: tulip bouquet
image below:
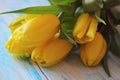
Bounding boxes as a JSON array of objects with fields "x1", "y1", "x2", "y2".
[{"x1": 0, "y1": 0, "x2": 120, "y2": 77}]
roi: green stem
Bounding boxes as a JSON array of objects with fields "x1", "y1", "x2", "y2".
[{"x1": 57, "y1": 12, "x2": 64, "y2": 19}]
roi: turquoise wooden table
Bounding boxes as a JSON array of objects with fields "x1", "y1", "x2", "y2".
[{"x1": 0, "y1": 0, "x2": 120, "y2": 80}]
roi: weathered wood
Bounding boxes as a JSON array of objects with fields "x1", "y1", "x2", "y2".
[
  {"x1": 0, "y1": 0, "x2": 49, "y2": 80},
  {"x1": 38, "y1": 52, "x2": 120, "y2": 80}
]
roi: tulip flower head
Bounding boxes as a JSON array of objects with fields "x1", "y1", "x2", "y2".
[
  {"x1": 31, "y1": 39, "x2": 73, "y2": 67},
  {"x1": 5, "y1": 13, "x2": 74, "y2": 67},
  {"x1": 73, "y1": 13, "x2": 98, "y2": 44},
  {"x1": 6, "y1": 14, "x2": 60, "y2": 54},
  {"x1": 80, "y1": 32, "x2": 107, "y2": 66}
]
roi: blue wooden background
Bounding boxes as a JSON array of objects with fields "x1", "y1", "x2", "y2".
[
  {"x1": 0, "y1": 0, "x2": 49, "y2": 80},
  {"x1": 0, "y1": 0, "x2": 120, "y2": 80}
]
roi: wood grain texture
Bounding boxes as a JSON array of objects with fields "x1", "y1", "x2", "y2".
[
  {"x1": 34, "y1": 49, "x2": 120, "y2": 80},
  {"x1": 0, "y1": 0, "x2": 49, "y2": 80},
  {"x1": 38, "y1": 48, "x2": 120, "y2": 80}
]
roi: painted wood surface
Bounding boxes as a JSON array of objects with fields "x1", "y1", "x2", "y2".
[
  {"x1": 0, "y1": 0, "x2": 49, "y2": 80},
  {"x1": 0, "y1": 0, "x2": 120, "y2": 80}
]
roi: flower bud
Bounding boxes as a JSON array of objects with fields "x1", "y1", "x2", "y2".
[
  {"x1": 9, "y1": 14, "x2": 41, "y2": 32},
  {"x1": 6, "y1": 14, "x2": 60, "y2": 49},
  {"x1": 18, "y1": 14, "x2": 60, "y2": 47},
  {"x1": 31, "y1": 39, "x2": 73, "y2": 67},
  {"x1": 5, "y1": 36, "x2": 34, "y2": 54},
  {"x1": 80, "y1": 32, "x2": 107, "y2": 66},
  {"x1": 5, "y1": 14, "x2": 60, "y2": 54},
  {"x1": 73, "y1": 13, "x2": 98, "y2": 44}
]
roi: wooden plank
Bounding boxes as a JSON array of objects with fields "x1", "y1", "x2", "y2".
[
  {"x1": 0, "y1": 0, "x2": 49, "y2": 80},
  {"x1": 38, "y1": 51, "x2": 120, "y2": 80}
]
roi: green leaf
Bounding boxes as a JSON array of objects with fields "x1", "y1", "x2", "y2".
[
  {"x1": 82, "y1": 0, "x2": 103, "y2": 12},
  {"x1": 74, "y1": 7, "x2": 84, "y2": 18},
  {"x1": 56, "y1": 5, "x2": 77, "y2": 46},
  {"x1": 103, "y1": 0, "x2": 120, "y2": 9},
  {"x1": 106, "y1": 11, "x2": 120, "y2": 57},
  {"x1": 110, "y1": 26, "x2": 120, "y2": 57},
  {"x1": 102, "y1": 54, "x2": 111, "y2": 77},
  {"x1": 110, "y1": 6, "x2": 120, "y2": 22},
  {"x1": 59, "y1": 28, "x2": 77, "y2": 46},
  {"x1": 11, "y1": 19, "x2": 25, "y2": 26},
  {"x1": 48, "y1": 0, "x2": 82, "y2": 16},
  {"x1": 95, "y1": 14, "x2": 106, "y2": 25},
  {"x1": 61, "y1": 17, "x2": 75, "y2": 24},
  {"x1": 48, "y1": 0, "x2": 78, "y2": 5},
  {"x1": 104, "y1": 10, "x2": 120, "y2": 25},
  {"x1": 0, "y1": 6, "x2": 62, "y2": 15},
  {"x1": 62, "y1": 22, "x2": 74, "y2": 34},
  {"x1": 12, "y1": 53, "x2": 31, "y2": 59},
  {"x1": 100, "y1": 19, "x2": 112, "y2": 77},
  {"x1": 101, "y1": 28, "x2": 111, "y2": 77},
  {"x1": 59, "y1": 21, "x2": 77, "y2": 46}
]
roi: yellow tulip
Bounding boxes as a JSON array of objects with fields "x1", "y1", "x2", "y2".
[
  {"x1": 9, "y1": 14, "x2": 41, "y2": 32},
  {"x1": 5, "y1": 36, "x2": 34, "y2": 54},
  {"x1": 17, "y1": 14, "x2": 60, "y2": 48},
  {"x1": 9, "y1": 15, "x2": 25, "y2": 32},
  {"x1": 73, "y1": 13, "x2": 98, "y2": 44},
  {"x1": 7, "y1": 14, "x2": 60, "y2": 48},
  {"x1": 80, "y1": 32, "x2": 107, "y2": 66},
  {"x1": 31, "y1": 39, "x2": 73, "y2": 67},
  {"x1": 5, "y1": 14, "x2": 60, "y2": 54}
]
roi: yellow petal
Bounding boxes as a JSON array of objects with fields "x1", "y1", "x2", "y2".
[
  {"x1": 92, "y1": 39, "x2": 107, "y2": 66},
  {"x1": 9, "y1": 15, "x2": 25, "y2": 32},
  {"x1": 5, "y1": 36, "x2": 34, "y2": 54},
  {"x1": 85, "y1": 32, "x2": 104, "y2": 66},
  {"x1": 80, "y1": 32, "x2": 107, "y2": 66},
  {"x1": 25, "y1": 14, "x2": 41, "y2": 21},
  {"x1": 80, "y1": 45, "x2": 87, "y2": 65},
  {"x1": 86, "y1": 16, "x2": 98, "y2": 41},
  {"x1": 19, "y1": 14, "x2": 60, "y2": 47},
  {"x1": 31, "y1": 46, "x2": 44, "y2": 62},
  {"x1": 5, "y1": 26, "x2": 34, "y2": 54},
  {"x1": 31, "y1": 39, "x2": 73, "y2": 67},
  {"x1": 9, "y1": 14, "x2": 41, "y2": 33},
  {"x1": 73, "y1": 13, "x2": 91, "y2": 44},
  {"x1": 76, "y1": 15, "x2": 98, "y2": 43}
]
